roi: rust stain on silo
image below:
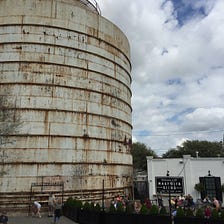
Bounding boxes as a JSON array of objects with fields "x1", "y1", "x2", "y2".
[{"x1": 0, "y1": 0, "x2": 132, "y2": 211}]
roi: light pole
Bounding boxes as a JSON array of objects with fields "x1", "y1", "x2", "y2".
[
  {"x1": 166, "y1": 170, "x2": 172, "y2": 219},
  {"x1": 196, "y1": 151, "x2": 199, "y2": 158},
  {"x1": 102, "y1": 179, "x2": 105, "y2": 212}
]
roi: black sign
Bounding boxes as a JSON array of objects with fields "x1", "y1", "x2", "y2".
[{"x1": 156, "y1": 176, "x2": 184, "y2": 194}]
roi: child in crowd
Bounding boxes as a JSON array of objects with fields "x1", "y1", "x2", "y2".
[{"x1": 204, "y1": 205, "x2": 211, "y2": 219}]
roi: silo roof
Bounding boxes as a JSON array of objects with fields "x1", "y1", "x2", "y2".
[{"x1": 79, "y1": 0, "x2": 101, "y2": 15}]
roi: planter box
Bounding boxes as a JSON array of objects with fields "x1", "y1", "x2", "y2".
[
  {"x1": 62, "y1": 205, "x2": 69, "y2": 217},
  {"x1": 79, "y1": 210, "x2": 101, "y2": 224},
  {"x1": 174, "y1": 217, "x2": 224, "y2": 224},
  {"x1": 102, "y1": 213, "x2": 171, "y2": 224},
  {"x1": 101, "y1": 213, "x2": 136, "y2": 224},
  {"x1": 206, "y1": 219, "x2": 224, "y2": 224},
  {"x1": 63, "y1": 208, "x2": 172, "y2": 224},
  {"x1": 63, "y1": 206, "x2": 80, "y2": 222},
  {"x1": 174, "y1": 217, "x2": 204, "y2": 224},
  {"x1": 136, "y1": 214, "x2": 171, "y2": 224}
]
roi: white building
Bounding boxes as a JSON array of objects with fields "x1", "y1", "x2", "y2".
[{"x1": 147, "y1": 155, "x2": 224, "y2": 204}]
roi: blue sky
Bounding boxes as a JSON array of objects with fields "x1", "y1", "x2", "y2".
[
  {"x1": 170, "y1": 0, "x2": 211, "y2": 26},
  {"x1": 97, "y1": 0, "x2": 224, "y2": 155}
]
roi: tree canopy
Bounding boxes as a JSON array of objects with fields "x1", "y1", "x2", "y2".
[
  {"x1": 131, "y1": 142, "x2": 158, "y2": 171},
  {"x1": 162, "y1": 140, "x2": 224, "y2": 158}
]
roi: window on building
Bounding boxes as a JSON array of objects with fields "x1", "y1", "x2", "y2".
[{"x1": 199, "y1": 176, "x2": 222, "y2": 202}]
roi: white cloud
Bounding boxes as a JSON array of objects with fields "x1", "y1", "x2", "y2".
[
  {"x1": 97, "y1": 0, "x2": 224, "y2": 154},
  {"x1": 181, "y1": 108, "x2": 224, "y2": 131},
  {"x1": 176, "y1": 138, "x2": 189, "y2": 147}
]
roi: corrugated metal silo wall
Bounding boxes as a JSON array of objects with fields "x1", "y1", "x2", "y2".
[{"x1": 0, "y1": 0, "x2": 133, "y2": 211}]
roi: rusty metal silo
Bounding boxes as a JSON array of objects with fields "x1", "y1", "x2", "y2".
[{"x1": 0, "y1": 0, "x2": 132, "y2": 211}]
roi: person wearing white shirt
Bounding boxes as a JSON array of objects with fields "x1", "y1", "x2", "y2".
[{"x1": 33, "y1": 201, "x2": 41, "y2": 218}]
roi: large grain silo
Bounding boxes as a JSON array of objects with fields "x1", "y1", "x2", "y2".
[{"x1": 0, "y1": 0, "x2": 132, "y2": 211}]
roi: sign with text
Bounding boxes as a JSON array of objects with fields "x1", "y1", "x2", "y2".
[{"x1": 155, "y1": 176, "x2": 184, "y2": 194}]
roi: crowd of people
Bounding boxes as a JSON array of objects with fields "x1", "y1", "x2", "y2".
[
  {"x1": 168, "y1": 194, "x2": 222, "y2": 219},
  {"x1": 31, "y1": 193, "x2": 63, "y2": 224},
  {"x1": 105, "y1": 195, "x2": 129, "y2": 211},
  {"x1": 104, "y1": 195, "x2": 155, "y2": 214},
  {"x1": 170, "y1": 194, "x2": 221, "y2": 211},
  {"x1": 170, "y1": 194, "x2": 195, "y2": 209},
  {"x1": 104, "y1": 193, "x2": 222, "y2": 217}
]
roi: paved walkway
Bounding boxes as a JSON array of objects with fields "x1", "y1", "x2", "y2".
[{"x1": 8, "y1": 215, "x2": 78, "y2": 224}]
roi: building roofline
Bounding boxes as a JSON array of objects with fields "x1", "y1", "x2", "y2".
[{"x1": 79, "y1": 0, "x2": 101, "y2": 15}]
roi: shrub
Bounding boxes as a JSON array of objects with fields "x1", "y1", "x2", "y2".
[
  {"x1": 64, "y1": 197, "x2": 74, "y2": 207},
  {"x1": 64, "y1": 197, "x2": 82, "y2": 208},
  {"x1": 194, "y1": 183, "x2": 205, "y2": 192},
  {"x1": 176, "y1": 207, "x2": 185, "y2": 217},
  {"x1": 185, "y1": 208, "x2": 194, "y2": 217},
  {"x1": 220, "y1": 209, "x2": 224, "y2": 220},
  {"x1": 83, "y1": 201, "x2": 91, "y2": 211},
  {"x1": 159, "y1": 206, "x2": 167, "y2": 215},
  {"x1": 149, "y1": 205, "x2": 159, "y2": 215},
  {"x1": 195, "y1": 208, "x2": 204, "y2": 218},
  {"x1": 75, "y1": 199, "x2": 82, "y2": 208},
  {"x1": 211, "y1": 209, "x2": 219, "y2": 219},
  {"x1": 116, "y1": 201, "x2": 125, "y2": 213},
  {"x1": 90, "y1": 202, "x2": 95, "y2": 210},
  {"x1": 140, "y1": 204, "x2": 149, "y2": 215},
  {"x1": 109, "y1": 203, "x2": 116, "y2": 213},
  {"x1": 94, "y1": 203, "x2": 101, "y2": 212},
  {"x1": 126, "y1": 201, "x2": 135, "y2": 214}
]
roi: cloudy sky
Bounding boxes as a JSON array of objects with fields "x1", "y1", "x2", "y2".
[{"x1": 96, "y1": 0, "x2": 224, "y2": 155}]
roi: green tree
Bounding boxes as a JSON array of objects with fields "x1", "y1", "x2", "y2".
[
  {"x1": 194, "y1": 183, "x2": 205, "y2": 192},
  {"x1": 163, "y1": 140, "x2": 224, "y2": 158},
  {"x1": 162, "y1": 148, "x2": 181, "y2": 158},
  {"x1": 131, "y1": 142, "x2": 158, "y2": 171}
]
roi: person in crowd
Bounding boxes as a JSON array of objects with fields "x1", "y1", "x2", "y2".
[
  {"x1": 203, "y1": 195, "x2": 211, "y2": 205},
  {"x1": 53, "y1": 197, "x2": 63, "y2": 224},
  {"x1": 104, "y1": 199, "x2": 111, "y2": 212},
  {"x1": 116, "y1": 195, "x2": 122, "y2": 203},
  {"x1": 170, "y1": 197, "x2": 176, "y2": 209},
  {"x1": 134, "y1": 201, "x2": 142, "y2": 214},
  {"x1": 171, "y1": 207, "x2": 177, "y2": 218},
  {"x1": 110, "y1": 197, "x2": 116, "y2": 209},
  {"x1": 157, "y1": 194, "x2": 164, "y2": 207},
  {"x1": 213, "y1": 197, "x2": 220, "y2": 211},
  {"x1": 204, "y1": 205, "x2": 212, "y2": 219},
  {"x1": 32, "y1": 201, "x2": 41, "y2": 218},
  {"x1": 143, "y1": 198, "x2": 152, "y2": 210},
  {"x1": 0, "y1": 211, "x2": 8, "y2": 224},
  {"x1": 177, "y1": 195, "x2": 185, "y2": 207},
  {"x1": 174, "y1": 196, "x2": 179, "y2": 209},
  {"x1": 48, "y1": 193, "x2": 56, "y2": 217},
  {"x1": 185, "y1": 194, "x2": 194, "y2": 208},
  {"x1": 179, "y1": 194, "x2": 185, "y2": 201}
]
